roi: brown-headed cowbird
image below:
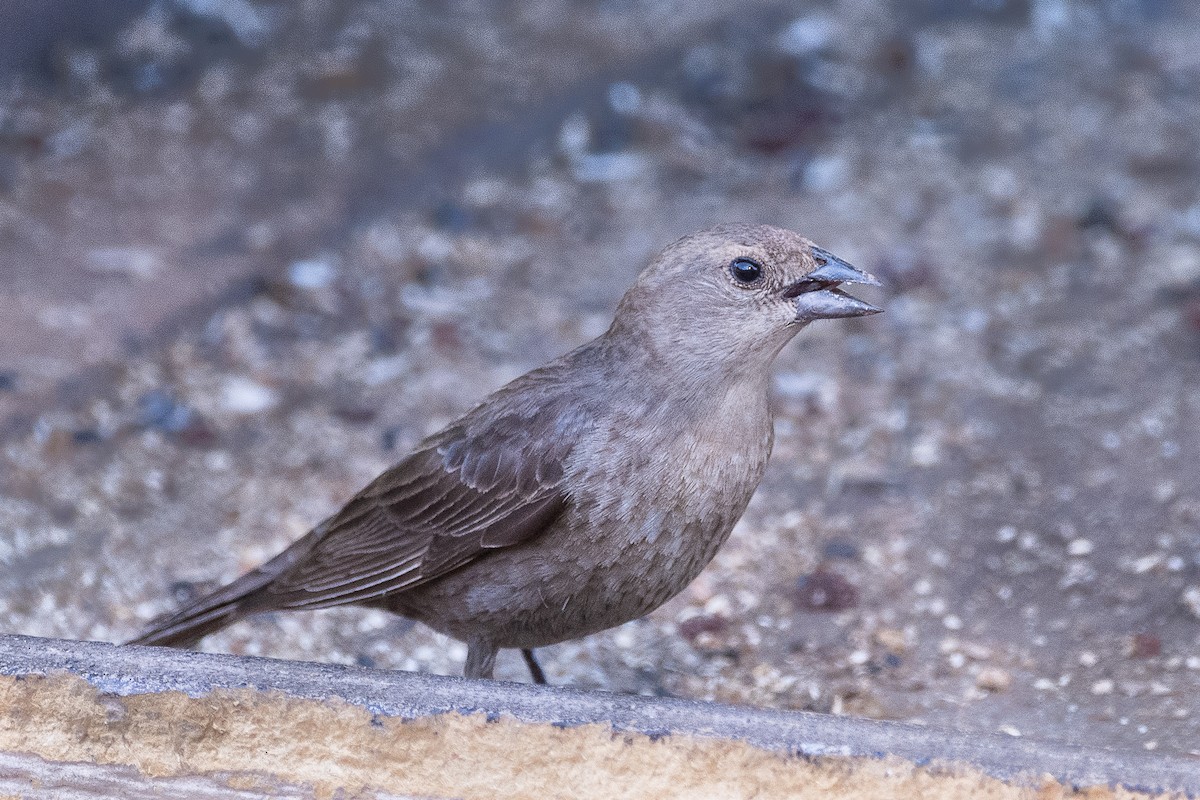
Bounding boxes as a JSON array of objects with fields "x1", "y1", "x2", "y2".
[{"x1": 129, "y1": 224, "x2": 880, "y2": 681}]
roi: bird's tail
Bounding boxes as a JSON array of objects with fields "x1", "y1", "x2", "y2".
[
  {"x1": 127, "y1": 563, "x2": 277, "y2": 647},
  {"x1": 128, "y1": 527, "x2": 322, "y2": 648}
]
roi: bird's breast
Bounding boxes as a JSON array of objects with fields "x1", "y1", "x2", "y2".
[
  {"x1": 549, "y1": 395, "x2": 772, "y2": 630},
  {"x1": 567, "y1": 383, "x2": 773, "y2": 564}
]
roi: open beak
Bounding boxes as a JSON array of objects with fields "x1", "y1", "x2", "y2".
[{"x1": 783, "y1": 246, "x2": 882, "y2": 322}]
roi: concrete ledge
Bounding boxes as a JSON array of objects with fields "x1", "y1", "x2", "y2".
[{"x1": 0, "y1": 634, "x2": 1194, "y2": 798}]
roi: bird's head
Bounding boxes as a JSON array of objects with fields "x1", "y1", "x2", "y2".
[{"x1": 609, "y1": 224, "x2": 881, "y2": 375}]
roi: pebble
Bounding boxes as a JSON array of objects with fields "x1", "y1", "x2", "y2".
[
  {"x1": 794, "y1": 569, "x2": 859, "y2": 611},
  {"x1": 136, "y1": 390, "x2": 193, "y2": 432},
  {"x1": 911, "y1": 434, "x2": 941, "y2": 466},
  {"x1": 220, "y1": 376, "x2": 279, "y2": 414},
  {"x1": 1091, "y1": 679, "x2": 1115, "y2": 696},
  {"x1": 1131, "y1": 554, "x2": 1163, "y2": 574},
  {"x1": 86, "y1": 247, "x2": 163, "y2": 280},
  {"x1": 776, "y1": 14, "x2": 834, "y2": 56},
  {"x1": 1128, "y1": 633, "x2": 1161, "y2": 659},
  {"x1": 821, "y1": 539, "x2": 860, "y2": 561},
  {"x1": 1154, "y1": 481, "x2": 1177, "y2": 503},
  {"x1": 364, "y1": 355, "x2": 411, "y2": 386},
  {"x1": 962, "y1": 642, "x2": 993, "y2": 660},
  {"x1": 177, "y1": 0, "x2": 272, "y2": 45},
  {"x1": 704, "y1": 594, "x2": 733, "y2": 617},
  {"x1": 288, "y1": 258, "x2": 338, "y2": 290},
  {"x1": 558, "y1": 112, "x2": 591, "y2": 157},
  {"x1": 976, "y1": 667, "x2": 1013, "y2": 692},
  {"x1": 1174, "y1": 586, "x2": 1200, "y2": 620},
  {"x1": 570, "y1": 152, "x2": 648, "y2": 183},
  {"x1": 607, "y1": 81, "x2": 641, "y2": 114},
  {"x1": 1067, "y1": 538, "x2": 1094, "y2": 556},
  {"x1": 873, "y1": 628, "x2": 909, "y2": 652},
  {"x1": 677, "y1": 614, "x2": 728, "y2": 640}
]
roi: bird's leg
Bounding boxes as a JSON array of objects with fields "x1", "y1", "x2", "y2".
[
  {"x1": 521, "y1": 648, "x2": 547, "y2": 685},
  {"x1": 464, "y1": 639, "x2": 498, "y2": 679}
]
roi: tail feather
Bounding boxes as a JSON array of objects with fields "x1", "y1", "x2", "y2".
[
  {"x1": 128, "y1": 562, "x2": 280, "y2": 647},
  {"x1": 127, "y1": 602, "x2": 244, "y2": 648},
  {"x1": 128, "y1": 527, "x2": 323, "y2": 648}
]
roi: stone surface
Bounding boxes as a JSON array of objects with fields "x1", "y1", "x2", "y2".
[{"x1": 0, "y1": 634, "x2": 1194, "y2": 799}]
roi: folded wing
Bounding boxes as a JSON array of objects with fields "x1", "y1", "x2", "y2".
[{"x1": 256, "y1": 402, "x2": 581, "y2": 610}]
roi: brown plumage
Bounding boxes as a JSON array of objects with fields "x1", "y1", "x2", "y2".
[{"x1": 129, "y1": 224, "x2": 880, "y2": 680}]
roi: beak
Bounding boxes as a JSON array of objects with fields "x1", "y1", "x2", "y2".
[{"x1": 783, "y1": 246, "x2": 883, "y2": 322}]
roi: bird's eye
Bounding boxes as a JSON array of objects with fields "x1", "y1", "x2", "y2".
[{"x1": 730, "y1": 257, "x2": 763, "y2": 286}]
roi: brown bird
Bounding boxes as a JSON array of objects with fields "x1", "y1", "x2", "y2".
[{"x1": 129, "y1": 224, "x2": 880, "y2": 682}]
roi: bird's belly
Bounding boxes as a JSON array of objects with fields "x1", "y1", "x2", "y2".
[
  {"x1": 395, "y1": 513, "x2": 736, "y2": 649},
  {"x1": 392, "y1": 438, "x2": 766, "y2": 649}
]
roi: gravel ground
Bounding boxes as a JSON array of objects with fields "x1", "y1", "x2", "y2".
[{"x1": 2, "y1": 0, "x2": 1200, "y2": 759}]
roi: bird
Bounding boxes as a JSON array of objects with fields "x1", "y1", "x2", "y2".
[{"x1": 129, "y1": 224, "x2": 881, "y2": 682}]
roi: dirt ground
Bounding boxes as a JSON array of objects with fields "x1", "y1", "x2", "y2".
[{"x1": 1, "y1": 0, "x2": 1199, "y2": 760}]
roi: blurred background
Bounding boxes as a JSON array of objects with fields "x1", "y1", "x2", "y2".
[{"x1": 1, "y1": 0, "x2": 1198, "y2": 757}]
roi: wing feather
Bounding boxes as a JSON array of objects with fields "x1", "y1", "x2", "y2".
[{"x1": 257, "y1": 394, "x2": 585, "y2": 610}]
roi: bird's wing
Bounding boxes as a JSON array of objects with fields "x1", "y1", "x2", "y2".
[{"x1": 259, "y1": 399, "x2": 584, "y2": 609}]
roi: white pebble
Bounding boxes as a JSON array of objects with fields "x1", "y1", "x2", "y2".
[
  {"x1": 1132, "y1": 554, "x2": 1163, "y2": 574},
  {"x1": 558, "y1": 112, "x2": 590, "y2": 156},
  {"x1": 776, "y1": 14, "x2": 833, "y2": 55},
  {"x1": 911, "y1": 434, "x2": 940, "y2": 467},
  {"x1": 204, "y1": 451, "x2": 232, "y2": 472},
  {"x1": 1154, "y1": 481, "x2": 1177, "y2": 503},
  {"x1": 288, "y1": 257, "x2": 338, "y2": 289},
  {"x1": 1181, "y1": 586, "x2": 1200, "y2": 619},
  {"x1": 1067, "y1": 539, "x2": 1094, "y2": 556},
  {"x1": 221, "y1": 376, "x2": 278, "y2": 414},
  {"x1": 607, "y1": 81, "x2": 641, "y2": 114},
  {"x1": 87, "y1": 247, "x2": 163, "y2": 280}
]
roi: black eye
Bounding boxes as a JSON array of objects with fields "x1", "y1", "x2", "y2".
[{"x1": 730, "y1": 257, "x2": 763, "y2": 285}]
